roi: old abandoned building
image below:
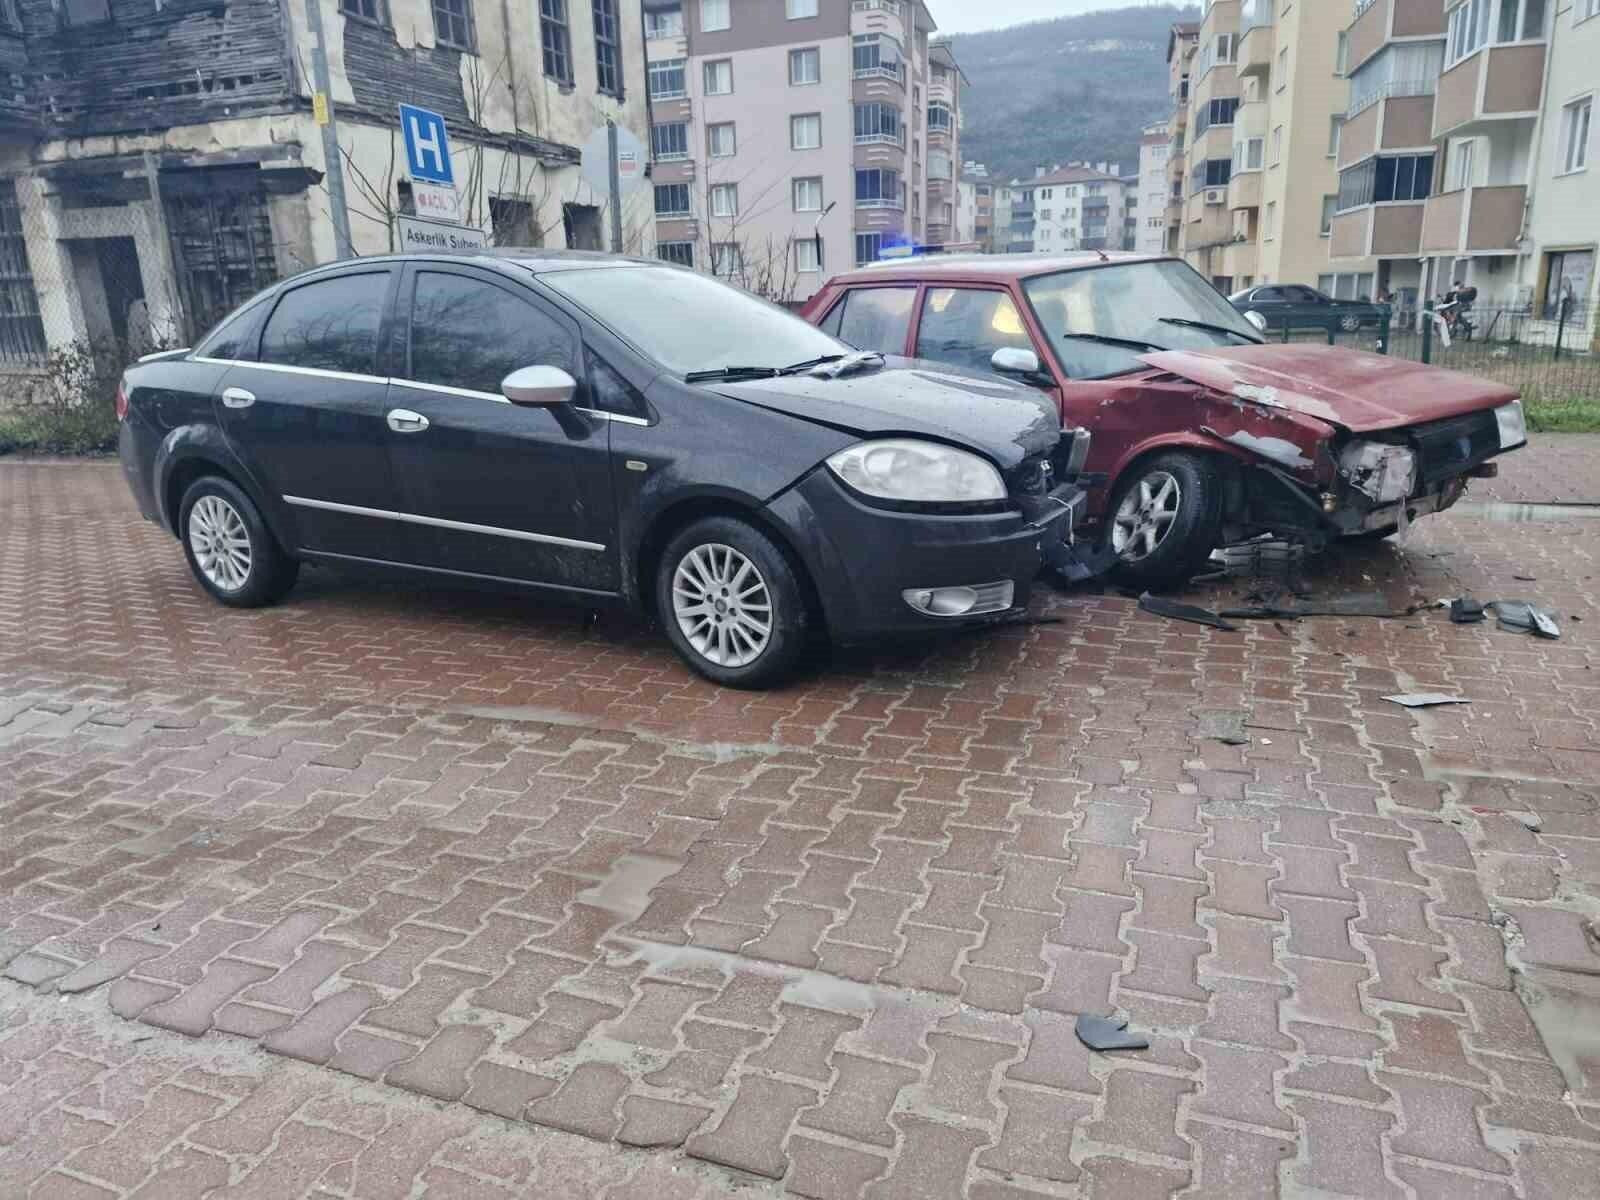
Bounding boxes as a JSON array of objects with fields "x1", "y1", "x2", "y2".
[{"x1": 0, "y1": 0, "x2": 652, "y2": 369}]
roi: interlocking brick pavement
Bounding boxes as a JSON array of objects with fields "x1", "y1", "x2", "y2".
[{"x1": 3, "y1": 449, "x2": 1600, "y2": 1197}]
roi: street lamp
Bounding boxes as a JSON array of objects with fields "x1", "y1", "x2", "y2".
[{"x1": 814, "y1": 200, "x2": 837, "y2": 270}]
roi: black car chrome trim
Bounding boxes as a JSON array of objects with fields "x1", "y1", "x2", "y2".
[{"x1": 283, "y1": 495, "x2": 607, "y2": 551}]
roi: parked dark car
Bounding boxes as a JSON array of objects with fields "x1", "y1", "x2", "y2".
[
  {"x1": 1229, "y1": 283, "x2": 1389, "y2": 335},
  {"x1": 117, "y1": 252, "x2": 1087, "y2": 688},
  {"x1": 802, "y1": 254, "x2": 1526, "y2": 588}
]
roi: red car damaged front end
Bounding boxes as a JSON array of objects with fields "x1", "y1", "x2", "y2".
[{"x1": 1136, "y1": 343, "x2": 1527, "y2": 542}]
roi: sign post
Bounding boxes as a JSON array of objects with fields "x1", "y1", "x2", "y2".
[
  {"x1": 398, "y1": 103, "x2": 465, "y2": 229},
  {"x1": 581, "y1": 123, "x2": 647, "y2": 253}
]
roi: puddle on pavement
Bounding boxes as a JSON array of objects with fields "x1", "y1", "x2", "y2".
[
  {"x1": 1517, "y1": 968, "x2": 1600, "y2": 1098},
  {"x1": 577, "y1": 854, "x2": 685, "y2": 923},
  {"x1": 1454, "y1": 501, "x2": 1600, "y2": 522},
  {"x1": 451, "y1": 703, "x2": 787, "y2": 762}
]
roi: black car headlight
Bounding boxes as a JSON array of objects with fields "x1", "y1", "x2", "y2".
[{"x1": 826, "y1": 439, "x2": 1007, "y2": 505}]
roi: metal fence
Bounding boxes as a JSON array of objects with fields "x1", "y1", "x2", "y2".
[{"x1": 1282, "y1": 302, "x2": 1600, "y2": 414}]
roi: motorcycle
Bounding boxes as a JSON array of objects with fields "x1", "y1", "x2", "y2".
[{"x1": 1437, "y1": 289, "x2": 1477, "y2": 342}]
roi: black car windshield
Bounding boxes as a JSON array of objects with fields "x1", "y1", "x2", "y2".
[
  {"x1": 541, "y1": 265, "x2": 846, "y2": 377},
  {"x1": 1023, "y1": 260, "x2": 1262, "y2": 379}
]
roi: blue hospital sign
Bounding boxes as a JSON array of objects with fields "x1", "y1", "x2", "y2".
[{"x1": 399, "y1": 104, "x2": 455, "y2": 187}]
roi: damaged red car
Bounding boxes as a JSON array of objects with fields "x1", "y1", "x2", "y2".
[{"x1": 800, "y1": 254, "x2": 1528, "y2": 587}]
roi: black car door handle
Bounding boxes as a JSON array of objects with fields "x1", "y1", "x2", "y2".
[
  {"x1": 387, "y1": 409, "x2": 430, "y2": 433},
  {"x1": 221, "y1": 386, "x2": 255, "y2": 409}
]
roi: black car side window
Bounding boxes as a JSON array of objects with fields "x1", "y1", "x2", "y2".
[
  {"x1": 833, "y1": 287, "x2": 916, "y2": 355},
  {"x1": 195, "y1": 296, "x2": 267, "y2": 361},
  {"x1": 258, "y1": 272, "x2": 389, "y2": 376},
  {"x1": 408, "y1": 271, "x2": 576, "y2": 396},
  {"x1": 1252, "y1": 287, "x2": 1285, "y2": 303}
]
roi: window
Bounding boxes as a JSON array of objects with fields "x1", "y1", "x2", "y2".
[
  {"x1": 700, "y1": 0, "x2": 728, "y2": 31},
  {"x1": 658, "y1": 241, "x2": 694, "y2": 267},
  {"x1": 260, "y1": 273, "x2": 389, "y2": 376},
  {"x1": 1447, "y1": 138, "x2": 1477, "y2": 190},
  {"x1": 649, "y1": 58, "x2": 686, "y2": 99},
  {"x1": 795, "y1": 238, "x2": 821, "y2": 273},
  {"x1": 1561, "y1": 96, "x2": 1593, "y2": 174},
  {"x1": 432, "y1": 0, "x2": 474, "y2": 50},
  {"x1": 1336, "y1": 31, "x2": 1349, "y2": 76},
  {"x1": 407, "y1": 272, "x2": 573, "y2": 395},
  {"x1": 490, "y1": 197, "x2": 537, "y2": 245},
  {"x1": 854, "y1": 232, "x2": 884, "y2": 266},
  {"x1": 928, "y1": 103, "x2": 953, "y2": 131},
  {"x1": 1320, "y1": 194, "x2": 1337, "y2": 235},
  {"x1": 855, "y1": 168, "x2": 901, "y2": 206},
  {"x1": 1329, "y1": 115, "x2": 1344, "y2": 157},
  {"x1": 654, "y1": 183, "x2": 691, "y2": 216},
  {"x1": 822, "y1": 286, "x2": 915, "y2": 350},
  {"x1": 539, "y1": 0, "x2": 573, "y2": 84},
  {"x1": 1543, "y1": 249, "x2": 1593, "y2": 315},
  {"x1": 1039, "y1": 208, "x2": 1052, "y2": 220},
  {"x1": 787, "y1": 0, "x2": 817, "y2": 15},
  {"x1": 340, "y1": 0, "x2": 385, "y2": 24},
  {"x1": 1192, "y1": 158, "x2": 1232, "y2": 190},
  {"x1": 853, "y1": 33, "x2": 904, "y2": 80},
  {"x1": 710, "y1": 183, "x2": 738, "y2": 218},
  {"x1": 652, "y1": 122, "x2": 688, "y2": 161},
  {"x1": 791, "y1": 113, "x2": 822, "y2": 150},
  {"x1": 915, "y1": 288, "x2": 1034, "y2": 376},
  {"x1": 1336, "y1": 153, "x2": 1435, "y2": 208},
  {"x1": 854, "y1": 102, "x2": 902, "y2": 144},
  {"x1": 0, "y1": 183, "x2": 46, "y2": 364},
  {"x1": 645, "y1": 4, "x2": 683, "y2": 37},
  {"x1": 1448, "y1": 0, "x2": 1490, "y2": 64},
  {"x1": 1194, "y1": 97, "x2": 1238, "y2": 134},
  {"x1": 1233, "y1": 136, "x2": 1264, "y2": 171},
  {"x1": 712, "y1": 242, "x2": 742, "y2": 277},
  {"x1": 788, "y1": 47, "x2": 820, "y2": 85},
  {"x1": 60, "y1": 0, "x2": 110, "y2": 25},
  {"x1": 707, "y1": 122, "x2": 736, "y2": 158},
  {"x1": 703, "y1": 59, "x2": 732, "y2": 95},
  {"x1": 1497, "y1": 0, "x2": 1545, "y2": 41},
  {"x1": 592, "y1": 0, "x2": 623, "y2": 96},
  {"x1": 793, "y1": 176, "x2": 823, "y2": 212},
  {"x1": 1271, "y1": 126, "x2": 1283, "y2": 165}
]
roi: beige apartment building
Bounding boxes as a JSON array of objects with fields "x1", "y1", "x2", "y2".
[
  {"x1": 1167, "y1": 0, "x2": 1376, "y2": 297},
  {"x1": 643, "y1": 0, "x2": 960, "y2": 303},
  {"x1": 1333, "y1": 0, "x2": 1598, "y2": 340}
]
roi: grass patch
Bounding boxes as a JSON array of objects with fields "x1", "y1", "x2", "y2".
[
  {"x1": 1523, "y1": 387, "x2": 1600, "y2": 433},
  {"x1": 0, "y1": 400, "x2": 119, "y2": 455}
]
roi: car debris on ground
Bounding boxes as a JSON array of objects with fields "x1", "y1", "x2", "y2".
[
  {"x1": 1385, "y1": 693, "x2": 1472, "y2": 708},
  {"x1": 1075, "y1": 1013, "x2": 1150, "y2": 1053}
]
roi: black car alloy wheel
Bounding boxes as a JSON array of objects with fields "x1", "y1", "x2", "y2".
[{"x1": 178, "y1": 476, "x2": 299, "y2": 608}]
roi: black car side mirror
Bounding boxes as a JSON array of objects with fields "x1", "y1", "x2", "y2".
[{"x1": 501, "y1": 365, "x2": 577, "y2": 407}]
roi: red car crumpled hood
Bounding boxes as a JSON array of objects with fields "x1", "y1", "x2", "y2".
[{"x1": 1140, "y1": 344, "x2": 1519, "y2": 433}]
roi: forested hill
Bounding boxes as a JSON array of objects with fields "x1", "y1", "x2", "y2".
[{"x1": 952, "y1": 4, "x2": 1200, "y2": 182}]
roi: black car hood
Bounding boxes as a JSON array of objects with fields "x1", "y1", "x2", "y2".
[{"x1": 703, "y1": 360, "x2": 1059, "y2": 471}]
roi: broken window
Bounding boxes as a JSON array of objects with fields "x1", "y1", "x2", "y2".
[
  {"x1": 432, "y1": 0, "x2": 474, "y2": 52},
  {"x1": 60, "y1": 0, "x2": 111, "y2": 28},
  {"x1": 489, "y1": 197, "x2": 538, "y2": 247},
  {"x1": 563, "y1": 202, "x2": 601, "y2": 250},
  {"x1": 164, "y1": 184, "x2": 279, "y2": 340},
  {"x1": 540, "y1": 0, "x2": 573, "y2": 86},
  {"x1": 0, "y1": 181, "x2": 46, "y2": 364},
  {"x1": 593, "y1": 0, "x2": 623, "y2": 96},
  {"x1": 339, "y1": 0, "x2": 385, "y2": 23}
]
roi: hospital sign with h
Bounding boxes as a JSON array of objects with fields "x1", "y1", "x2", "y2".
[{"x1": 399, "y1": 104, "x2": 456, "y2": 187}]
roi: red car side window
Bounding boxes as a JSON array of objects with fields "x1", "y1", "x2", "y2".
[{"x1": 830, "y1": 287, "x2": 917, "y2": 355}]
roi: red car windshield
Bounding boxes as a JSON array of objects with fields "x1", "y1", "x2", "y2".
[{"x1": 1023, "y1": 260, "x2": 1262, "y2": 379}]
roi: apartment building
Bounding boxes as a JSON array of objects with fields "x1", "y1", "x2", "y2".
[
  {"x1": 958, "y1": 161, "x2": 997, "y2": 249},
  {"x1": 643, "y1": 0, "x2": 959, "y2": 302},
  {"x1": 1165, "y1": 0, "x2": 1370, "y2": 296},
  {"x1": 0, "y1": 0, "x2": 650, "y2": 364},
  {"x1": 1164, "y1": 22, "x2": 1201, "y2": 256},
  {"x1": 1333, "y1": 0, "x2": 1597, "y2": 337},
  {"x1": 1137, "y1": 122, "x2": 1170, "y2": 254},
  {"x1": 1006, "y1": 164, "x2": 1130, "y2": 254}
]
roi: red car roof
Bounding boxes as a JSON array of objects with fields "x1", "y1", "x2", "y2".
[{"x1": 823, "y1": 251, "x2": 1172, "y2": 287}]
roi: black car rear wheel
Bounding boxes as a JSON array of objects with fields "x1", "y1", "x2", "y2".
[
  {"x1": 179, "y1": 476, "x2": 299, "y2": 608},
  {"x1": 657, "y1": 516, "x2": 809, "y2": 688},
  {"x1": 1106, "y1": 452, "x2": 1224, "y2": 589}
]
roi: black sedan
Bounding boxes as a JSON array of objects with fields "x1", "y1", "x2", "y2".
[
  {"x1": 117, "y1": 251, "x2": 1086, "y2": 688},
  {"x1": 1229, "y1": 283, "x2": 1389, "y2": 335}
]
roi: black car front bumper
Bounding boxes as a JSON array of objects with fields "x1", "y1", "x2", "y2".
[{"x1": 767, "y1": 468, "x2": 1085, "y2": 641}]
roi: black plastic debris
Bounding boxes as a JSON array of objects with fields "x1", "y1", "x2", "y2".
[
  {"x1": 1489, "y1": 601, "x2": 1561, "y2": 639},
  {"x1": 1219, "y1": 591, "x2": 1417, "y2": 621},
  {"x1": 1385, "y1": 693, "x2": 1471, "y2": 708},
  {"x1": 1075, "y1": 1013, "x2": 1150, "y2": 1052},
  {"x1": 1449, "y1": 597, "x2": 1486, "y2": 624},
  {"x1": 1139, "y1": 592, "x2": 1237, "y2": 631}
]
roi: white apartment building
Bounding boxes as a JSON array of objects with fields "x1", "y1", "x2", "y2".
[
  {"x1": 1137, "y1": 122, "x2": 1171, "y2": 254},
  {"x1": 643, "y1": 0, "x2": 959, "y2": 303},
  {"x1": 1007, "y1": 164, "x2": 1130, "y2": 254}
]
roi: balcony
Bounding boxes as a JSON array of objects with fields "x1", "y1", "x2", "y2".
[
  {"x1": 1228, "y1": 170, "x2": 1261, "y2": 211},
  {"x1": 1329, "y1": 202, "x2": 1424, "y2": 259},
  {"x1": 1238, "y1": 2, "x2": 1273, "y2": 81},
  {"x1": 1221, "y1": 238, "x2": 1258, "y2": 279},
  {"x1": 1339, "y1": 92, "x2": 1437, "y2": 169},
  {"x1": 1435, "y1": 45, "x2": 1545, "y2": 139},
  {"x1": 1349, "y1": 0, "x2": 1446, "y2": 75},
  {"x1": 1420, "y1": 185, "x2": 1526, "y2": 255},
  {"x1": 1166, "y1": 200, "x2": 1185, "y2": 224}
]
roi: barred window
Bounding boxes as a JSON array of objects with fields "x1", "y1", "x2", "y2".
[
  {"x1": 658, "y1": 241, "x2": 694, "y2": 267},
  {"x1": 649, "y1": 58, "x2": 687, "y2": 98},
  {"x1": 593, "y1": 0, "x2": 623, "y2": 96},
  {"x1": 433, "y1": 0, "x2": 474, "y2": 50},
  {"x1": 541, "y1": 0, "x2": 573, "y2": 85},
  {"x1": 0, "y1": 182, "x2": 46, "y2": 365}
]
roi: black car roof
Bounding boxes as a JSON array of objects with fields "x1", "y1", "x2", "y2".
[{"x1": 284, "y1": 249, "x2": 660, "y2": 282}]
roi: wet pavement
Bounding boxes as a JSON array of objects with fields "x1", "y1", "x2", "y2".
[{"x1": 2, "y1": 442, "x2": 1599, "y2": 1199}]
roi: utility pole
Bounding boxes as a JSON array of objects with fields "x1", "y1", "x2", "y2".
[
  {"x1": 606, "y1": 119, "x2": 623, "y2": 253},
  {"x1": 306, "y1": 0, "x2": 354, "y2": 259}
]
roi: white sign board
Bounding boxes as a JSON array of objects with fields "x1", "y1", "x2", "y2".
[
  {"x1": 580, "y1": 123, "x2": 648, "y2": 199},
  {"x1": 412, "y1": 181, "x2": 462, "y2": 224},
  {"x1": 396, "y1": 215, "x2": 488, "y2": 253}
]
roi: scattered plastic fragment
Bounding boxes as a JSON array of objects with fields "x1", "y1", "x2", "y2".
[
  {"x1": 1449, "y1": 597, "x2": 1486, "y2": 624},
  {"x1": 1385, "y1": 693, "x2": 1471, "y2": 708},
  {"x1": 1139, "y1": 592, "x2": 1237, "y2": 631},
  {"x1": 1075, "y1": 1013, "x2": 1150, "y2": 1052}
]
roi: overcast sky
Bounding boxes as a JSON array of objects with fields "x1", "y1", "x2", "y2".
[{"x1": 934, "y1": 0, "x2": 1158, "y2": 35}]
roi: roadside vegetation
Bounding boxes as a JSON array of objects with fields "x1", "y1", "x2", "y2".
[{"x1": 0, "y1": 342, "x2": 130, "y2": 456}]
